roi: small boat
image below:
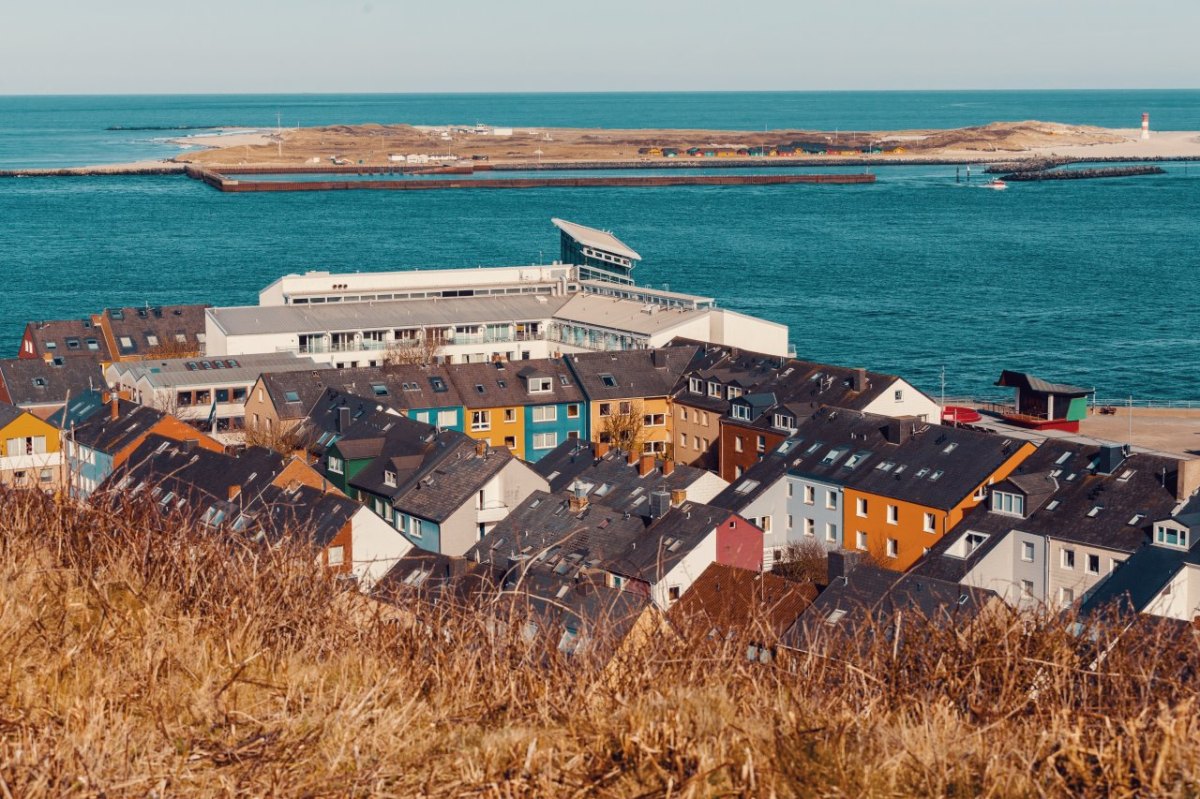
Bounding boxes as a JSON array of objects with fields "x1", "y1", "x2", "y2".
[{"x1": 982, "y1": 179, "x2": 1007, "y2": 190}]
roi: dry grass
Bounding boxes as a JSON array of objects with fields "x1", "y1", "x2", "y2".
[{"x1": 2, "y1": 486, "x2": 1200, "y2": 797}]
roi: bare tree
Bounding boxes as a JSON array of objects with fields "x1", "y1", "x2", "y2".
[
  {"x1": 602, "y1": 399, "x2": 646, "y2": 454},
  {"x1": 382, "y1": 332, "x2": 444, "y2": 367},
  {"x1": 242, "y1": 420, "x2": 314, "y2": 457},
  {"x1": 146, "y1": 337, "x2": 202, "y2": 360},
  {"x1": 772, "y1": 540, "x2": 830, "y2": 585}
]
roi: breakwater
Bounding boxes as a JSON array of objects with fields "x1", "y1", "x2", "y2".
[
  {"x1": 1000, "y1": 166, "x2": 1167, "y2": 181},
  {"x1": 184, "y1": 166, "x2": 875, "y2": 192}
]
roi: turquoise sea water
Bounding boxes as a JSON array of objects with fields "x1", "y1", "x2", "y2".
[{"x1": 1, "y1": 92, "x2": 1198, "y2": 400}]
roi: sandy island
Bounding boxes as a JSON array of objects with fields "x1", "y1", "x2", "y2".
[{"x1": 169, "y1": 121, "x2": 1200, "y2": 169}]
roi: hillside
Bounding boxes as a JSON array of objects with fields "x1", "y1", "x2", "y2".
[{"x1": 2, "y1": 487, "x2": 1199, "y2": 797}]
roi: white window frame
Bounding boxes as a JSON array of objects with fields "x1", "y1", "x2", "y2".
[
  {"x1": 471, "y1": 410, "x2": 491, "y2": 431},
  {"x1": 531, "y1": 405, "x2": 557, "y2": 423},
  {"x1": 533, "y1": 432, "x2": 558, "y2": 450}
]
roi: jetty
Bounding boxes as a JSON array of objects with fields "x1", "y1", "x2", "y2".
[
  {"x1": 1000, "y1": 166, "x2": 1166, "y2": 182},
  {"x1": 184, "y1": 166, "x2": 875, "y2": 192}
]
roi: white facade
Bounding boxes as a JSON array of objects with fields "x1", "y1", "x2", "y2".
[
  {"x1": 652, "y1": 528, "x2": 717, "y2": 610},
  {"x1": 348, "y1": 506, "x2": 414, "y2": 589},
  {"x1": 861, "y1": 378, "x2": 940, "y2": 423}
]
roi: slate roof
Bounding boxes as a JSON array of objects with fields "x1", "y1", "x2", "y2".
[
  {"x1": 104, "y1": 304, "x2": 208, "y2": 358},
  {"x1": 0, "y1": 357, "x2": 106, "y2": 408},
  {"x1": 533, "y1": 439, "x2": 719, "y2": 509},
  {"x1": 21, "y1": 318, "x2": 111, "y2": 361},
  {"x1": 261, "y1": 364, "x2": 465, "y2": 423},
  {"x1": 566, "y1": 346, "x2": 700, "y2": 401},
  {"x1": 69, "y1": 398, "x2": 165, "y2": 455},
  {"x1": 732, "y1": 406, "x2": 1027, "y2": 512},
  {"x1": 447, "y1": 358, "x2": 584, "y2": 409},
  {"x1": 387, "y1": 439, "x2": 515, "y2": 523},
  {"x1": 0, "y1": 402, "x2": 26, "y2": 430},
  {"x1": 103, "y1": 434, "x2": 350, "y2": 548},
  {"x1": 372, "y1": 550, "x2": 501, "y2": 609},
  {"x1": 914, "y1": 441, "x2": 1185, "y2": 584},
  {"x1": 669, "y1": 563, "x2": 817, "y2": 639},
  {"x1": 782, "y1": 554, "x2": 995, "y2": 651},
  {"x1": 467, "y1": 489, "x2": 733, "y2": 585},
  {"x1": 302, "y1": 388, "x2": 399, "y2": 456},
  {"x1": 47, "y1": 390, "x2": 107, "y2": 429},
  {"x1": 996, "y1": 370, "x2": 1090, "y2": 397}
]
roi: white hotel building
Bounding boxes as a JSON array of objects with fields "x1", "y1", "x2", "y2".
[{"x1": 204, "y1": 221, "x2": 789, "y2": 366}]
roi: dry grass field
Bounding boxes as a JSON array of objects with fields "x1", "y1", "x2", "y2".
[{"x1": 2, "y1": 487, "x2": 1200, "y2": 797}]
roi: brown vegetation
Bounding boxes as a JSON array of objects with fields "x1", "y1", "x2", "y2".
[{"x1": 2, "y1": 487, "x2": 1200, "y2": 797}]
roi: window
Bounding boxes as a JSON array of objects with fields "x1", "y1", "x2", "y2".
[
  {"x1": 529, "y1": 377, "x2": 553, "y2": 393},
  {"x1": 1021, "y1": 541, "x2": 1035, "y2": 562},
  {"x1": 411, "y1": 518, "x2": 423, "y2": 539},
  {"x1": 327, "y1": 455, "x2": 344, "y2": 474},
  {"x1": 1155, "y1": 524, "x2": 1189, "y2": 549},
  {"x1": 325, "y1": 546, "x2": 345, "y2": 567},
  {"x1": 804, "y1": 518, "x2": 815, "y2": 537},
  {"x1": 886, "y1": 538, "x2": 898, "y2": 559},
  {"x1": 531, "y1": 406, "x2": 557, "y2": 423},
  {"x1": 1021, "y1": 580, "x2": 1034, "y2": 597},
  {"x1": 600, "y1": 374, "x2": 617, "y2": 388},
  {"x1": 826, "y1": 491, "x2": 837, "y2": 510},
  {"x1": 471, "y1": 411, "x2": 491, "y2": 431},
  {"x1": 856, "y1": 498, "x2": 868, "y2": 518},
  {"x1": 894, "y1": 389, "x2": 903, "y2": 401},
  {"x1": 856, "y1": 531, "x2": 868, "y2": 551},
  {"x1": 774, "y1": 413, "x2": 796, "y2": 431},
  {"x1": 429, "y1": 377, "x2": 447, "y2": 392},
  {"x1": 384, "y1": 470, "x2": 397, "y2": 487},
  {"x1": 923, "y1": 513, "x2": 936, "y2": 533},
  {"x1": 119, "y1": 336, "x2": 134, "y2": 350},
  {"x1": 734, "y1": 437, "x2": 743, "y2": 453},
  {"x1": 533, "y1": 432, "x2": 558, "y2": 450},
  {"x1": 707, "y1": 382, "x2": 721, "y2": 398},
  {"x1": 679, "y1": 433, "x2": 688, "y2": 449},
  {"x1": 667, "y1": 585, "x2": 682, "y2": 603},
  {"x1": 599, "y1": 403, "x2": 612, "y2": 418},
  {"x1": 146, "y1": 335, "x2": 159, "y2": 347},
  {"x1": 436, "y1": 410, "x2": 456, "y2": 428},
  {"x1": 643, "y1": 413, "x2": 666, "y2": 427},
  {"x1": 760, "y1": 516, "x2": 772, "y2": 533},
  {"x1": 567, "y1": 404, "x2": 580, "y2": 419},
  {"x1": 372, "y1": 383, "x2": 388, "y2": 396},
  {"x1": 1061, "y1": 548, "x2": 1075, "y2": 569},
  {"x1": 731, "y1": 404, "x2": 751, "y2": 421},
  {"x1": 86, "y1": 338, "x2": 99, "y2": 351},
  {"x1": 688, "y1": 377, "x2": 703, "y2": 394},
  {"x1": 992, "y1": 491, "x2": 1025, "y2": 516},
  {"x1": 886, "y1": 505, "x2": 898, "y2": 525},
  {"x1": 803, "y1": 485, "x2": 815, "y2": 505},
  {"x1": 1059, "y1": 587, "x2": 1074, "y2": 606},
  {"x1": 756, "y1": 435, "x2": 766, "y2": 452},
  {"x1": 504, "y1": 408, "x2": 516, "y2": 423},
  {"x1": 1086, "y1": 554, "x2": 1100, "y2": 575},
  {"x1": 826, "y1": 523, "x2": 838, "y2": 543}
]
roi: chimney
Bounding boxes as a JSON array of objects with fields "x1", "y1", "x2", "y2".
[
  {"x1": 649, "y1": 489, "x2": 671, "y2": 520},
  {"x1": 228, "y1": 484, "x2": 241, "y2": 501},
  {"x1": 651, "y1": 349, "x2": 665, "y2": 368},
  {"x1": 662, "y1": 459, "x2": 676, "y2": 477},
  {"x1": 883, "y1": 416, "x2": 915, "y2": 445},
  {"x1": 568, "y1": 483, "x2": 589, "y2": 513},
  {"x1": 595, "y1": 441, "x2": 611, "y2": 459},
  {"x1": 110, "y1": 393, "x2": 120, "y2": 421},
  {"x1": 1177, "y1": 459, "x2": 1200, "y2": 502},
  {"x1": 670, "y1": 488, "x2": 687, "y2": 507},
  {"x1": 181, "y1": 439, "x2": 196, "y2": 453},
  {"x1": 627, "y1": 449, "x2": 639, "y2": 466},
  {"x1": 827, "y1": 550, "x2": 862, "y2": 583},
  {"x1": 1096, "y1": 443, "x2": 1126, "y2": 476},
  {"x1": 852, "y1": 368, "x2": 868, "y2": 393},
  {"x1": 475, "y1": 439, "x2": 488, "y2": 457},
  {"x1": 638, "y1": 454, "x2": 656, "y2": 477},
  {"x1": 337, "y1": 406, "x2": 350, "y2": 433}
]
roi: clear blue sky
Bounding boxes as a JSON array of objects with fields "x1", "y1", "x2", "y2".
[{"x1": 3, "y1": 0, "x2": 1196, "y2": 93}]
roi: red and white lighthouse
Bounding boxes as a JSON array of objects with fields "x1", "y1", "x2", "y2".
[{"x1": 1141, "y1": 112, "x2": 1150, "y2": 140}]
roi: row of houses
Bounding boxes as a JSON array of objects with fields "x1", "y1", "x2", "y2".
[{"x1": 635, "y1": 143, "x2": 905, "y2": 159}]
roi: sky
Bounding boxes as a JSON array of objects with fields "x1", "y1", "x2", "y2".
[{"x1": 2, "y1": 0, "x2": 1197, "y2": 94}]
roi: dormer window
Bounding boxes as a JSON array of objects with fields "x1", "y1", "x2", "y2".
[
  {"x1": 688, "y1": 377, "x2": 703, "y2": 394},
  {"x1": 529, "y1": 377, "x2": 552, "y2": 393},
  {"x1": 707, "y1": 382, "x2": 721, "y2": 398},
  {"x1": 991, "y1": 490, "x2": 1025, "y2": 516},
  {"x1": 773, "y1": 413, "x2": 796, "y2": 431},
  {"x1": 731, "y1": 404, "x2": 750, "y2": 421},
  {"x1": 1155, "y1": 524, "x2": 1189, "y2": 550},
  {"x1": 726, "y1": 386, "x2": 743, "y2": 400},
  {"x1": 384, "y1": 470, "x2": 397, "y2": 487}
]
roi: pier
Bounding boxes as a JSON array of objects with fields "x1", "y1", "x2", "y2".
[
  {"x1": 184, "y1": 166, "x2": 876, "y2": 192},
  {"x1": 1000, "y1": 166, "x2": 1166, "y2": 181}
]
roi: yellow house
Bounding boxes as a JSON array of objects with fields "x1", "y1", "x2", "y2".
[
  {"x1": 448, "y1": 361, "x2": 530, "y2": 459},
  {"x1": 0, "y1": 402, "x2": 63, "y2": 493},
  {"x1": 566, "y1": 348, "x2": 698, "y2": 458}
]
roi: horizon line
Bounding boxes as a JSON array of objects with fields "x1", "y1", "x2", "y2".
[{"x1": 2, "y1": 87, "x2": 1199, "y2": 98}]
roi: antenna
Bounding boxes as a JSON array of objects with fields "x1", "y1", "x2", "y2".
[{"x1": 1128, "y1": 395, "x2": 1133, "y2": 450}]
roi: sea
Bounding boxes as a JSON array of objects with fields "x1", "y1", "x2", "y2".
[{"x1": 1, "y1": 91, "x2": 1198, "y2": 401}]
